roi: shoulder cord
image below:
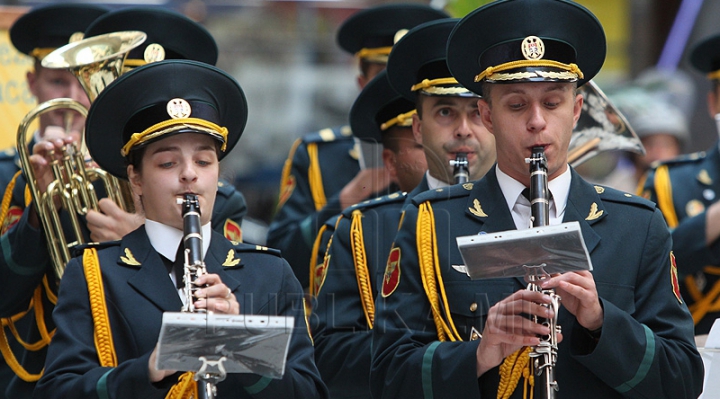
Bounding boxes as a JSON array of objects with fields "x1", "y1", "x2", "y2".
[
  {"x1": 82, "y1": 248, "x2": 197, "y2": 397},
  {"x1": 654, "y1": 165, "x2": 720, "y2": 323},
  {"x1": 309, "y1": 224, "x2": 329, "y2": 298},
  {"x1": 0, "y1": 170, "x2": 21, "y2": 224},
  {"x1": 307, "y1": 143, "x2": 327, "y2": 211},
  {"x1": 350, "y1": 209, "x2": 375, "y2": 328},
  {"x1": 417, "y1": 202, "x2": 533, "y2": 399}
]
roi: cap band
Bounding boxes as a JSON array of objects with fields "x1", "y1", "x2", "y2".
[
  {"x1": 355, "y1": 46, "x2": 392, "y2": 63},
  {"x1": 121, "y1": 117, "x2": 228, "y2": 156},
  {"x1": 410, "y1": 77, "x2": 475, "y2": 96},
  {"x1": 474, "y1": 60, "x2": 583, "y2": 82},
  {"x1": 381, "y1": 109, "x2": 416, "y2": 131},
  {"x1": 123, "y1": 59, "x2": 147, "y2": 68}
]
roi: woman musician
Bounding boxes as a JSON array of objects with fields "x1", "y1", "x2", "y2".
[{"x1": 34, "y1": 60, "x2": 327, "y2": 399}]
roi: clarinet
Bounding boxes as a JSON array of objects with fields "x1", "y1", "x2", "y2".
[
  {"x1": 450, "y1": 152, "x2": 469, "y2": 184},
  {"x1": 525, "y1": 146, "x2": 560, "y2": 399},
  {"x1": 179, "y1": 194, "x2": 207, "y2": 313}
]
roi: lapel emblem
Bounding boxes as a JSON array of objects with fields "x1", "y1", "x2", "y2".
[
  {"x1": 120, "y1": 248, "x2": 141, "y2": 266},
  {"x1": 585, "y1": 202, "x2": 603, "y2": 221},
  {"x1": 222, "y1": 249, "x2": 241, "y2": 267},
  {"x1": 468, "y1": 199, "x2": 488, "y2": 218},
  {"x1": 697, "y1": 169, "x2": 712, "y2": 185}
]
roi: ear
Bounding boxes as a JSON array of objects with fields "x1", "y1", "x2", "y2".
[
  {"x1": 382, "y1": 148, "x2": 398, "y2": 180},
  {"x1": 478, "y1": 98, "x2": 494, "y2": 133},
  {"x1": 26, "y1": 69, "x2": 38, "y2": 97},
  {"x1": 412, "y1": 112, "x2": 423, "y2": 144},
  {"x1": 708, "y1": 90, "x2": 718, "y2": 118},
  {"x1": 127, "y1": 165, "x2": 142, "y2": 197},
  {"x1": 572, "y1": 92, "x2": 584, "y2": 126}
]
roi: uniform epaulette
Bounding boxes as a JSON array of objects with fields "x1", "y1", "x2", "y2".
[
  {"x1": 302, "y1": 125, "x2": 353, "y2": 143},
  {"x1": 342, "y1": 191, "x2": 407, "y2": 217},
  {"x1": 593, "y1": 184, "x2": 656, "y2": 211},
  {"x1": 71, "y1": 240, "x2": 122, "y2": 257},
  {"x1": 651, "y1": 151, "x2": 706, "y2": 169},
  {"x1": 232, "y1": 242, "x2": 283, "y2": 257},
  {"x1": 411, "y1": 182, "x2": 475, "y2": 206},
  {"x1": 216, "y1": 179, "x2": 235, "y2": 197}
]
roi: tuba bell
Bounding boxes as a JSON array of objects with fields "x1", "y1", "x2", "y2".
[
  {"x1": 569, "y1": 80, "x2": 645, "y2": 167},
  {"x1": 16, "y1": 31, "x2": 146, "y2": 279}
]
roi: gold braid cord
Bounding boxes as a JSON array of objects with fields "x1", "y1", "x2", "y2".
[
  {"x1": 653, "y1": 165, "x2": 678, "y2": 228},
  {"x1": 350, "y1": 210, "x2": 375, "y2": 328},
  {"x1": 416, "y1": 203, "x2": 461, "y2": 341},
  {"x1": 276, "y1": 138, "x2": 301, "y2": 210},
  {"x1": 83, "y1": 249, "x2": 198, "y2": 396},
  {"x1": 415, "y1": 203, "x2": 532, "y2": 398},
  {"x1": 497, "y1": 347, "x2": 534, "y2": 399},
  {"x1": 0, "y1": 170, "x2": 21, "y2": 224},
  {"x1": 0, "y1": 279, "x2": 57, "y2": 381},
  {"x1": 307, "y1": 143, "x2": 327, "y2": 211},
  {"x1": 83, "y1": 248, "x2": 118, "y2": 368}
]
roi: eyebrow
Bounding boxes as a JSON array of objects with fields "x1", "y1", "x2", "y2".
[{"x1": 149, "y1": 143, "x2": 216, "y2": 155}]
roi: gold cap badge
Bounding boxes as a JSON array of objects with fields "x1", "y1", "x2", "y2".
[
  {"x1": 69, "y1": 32, "x2": 84, "y2": 44},
  {"x1": 144, "y1": 43, "x2": 166, "y2": 63},
  {"x1": 166, "y1": 98, "x2": 192, "y2": 119},
  {"x1": 521, "y1": 36, "x2": 545, "y2": 60}
]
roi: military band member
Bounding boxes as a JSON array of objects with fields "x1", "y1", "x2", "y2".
[
  {"x1": 267, "y1": 3, "x2": 449, "y2": 287},
  {"x1": 641, "y1": 32, "x2": 720, "y2": 335},
  {"x1": 0, "y1": 5, "x2": 108, "y2": 398},
  {"x1": 370, "y1": 1, "x2": 703, "y2": 398},
  {"x1": 312, "y1": 18, "x2": 496, "y2": 398},
  {"x1": 35, "y1": 59, "x2": 328, "y2": 399},
  {"x1": 0, "y1": 8, "x2": 247, "y2": 397}
]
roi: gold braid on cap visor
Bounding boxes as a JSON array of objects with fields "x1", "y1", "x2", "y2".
[
  {"x1": 380, "y1": 110, "x2": 416, "y2": 131},
  {"x1": 474, "y1": 60, "x2": 584, "y2": 82},
  {"x1": 707, "y1": 70, "x2": 720, "y2": 81},
  {"x1": 355, "y1": 46, "x2": 392, "y2": 63},
  {"x1": 29, "y1": 47, "x2": 55, "y2": 61},
  {"x1": 411, "y1": 77, "x2": 472, "y2": 96},
  {"x1": 120, "y1": 117, "x2": 228, "y2": 157}
]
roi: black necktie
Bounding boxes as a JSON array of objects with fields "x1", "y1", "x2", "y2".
[{"x1": 162, "y1": 244, "x2": 186, "y2": 289}]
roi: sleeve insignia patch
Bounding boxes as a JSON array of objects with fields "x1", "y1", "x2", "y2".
[
  {"x1": 120, "y1": 248, "x2": 141, "y2": 266},
  {"x1": 585, "y1": 203, "x2": 603, "y2": 221},
  {"x1": 468, "y1": 199, "x2": 488, "y2": 218},
  {"x1": 670, "y1": 252, "x2": 682, "y2": 304},
  {"x1": 222, "y1": 249, "x2": 241, "y2": 267},
  {"x1": 382, "y1": 247, "x2": 401, "y2": 297},
  {"x1": 277, "y1": 174, "x2": 296, "y2": 208},
  {"x1": 0, "y1": 206, "x2": 23, "y2": 235},
  {"x1": 223, "y1": 219, "x2": 242, "y2": 242}
]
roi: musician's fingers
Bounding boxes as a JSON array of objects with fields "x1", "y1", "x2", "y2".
[{"x1": 193, "y1": 273, "x2": 222, "y2": 288}]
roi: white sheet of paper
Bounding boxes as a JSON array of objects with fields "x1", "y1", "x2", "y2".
[{"x1": 698, "y1": 318, "x2": 720, "y2": 399}]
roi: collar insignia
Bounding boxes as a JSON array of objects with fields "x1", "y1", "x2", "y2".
[
  {"x1": 585, "y1": 202, "x2": 603, "y2": 221},
  {"x1": 594, "y1": 185, "x2": 605, "y2": 194},
  {"x1": 222, "y1": 249, "x2": 241, "y2": 267},
  {"x1": 120, "y1": 248, "x2": 141, "y2": 266},
  {"x1": 468, "y1": 199, "x2": 488, "y2": 218},
  {"x1": 697, "y1": 169, "x2": 712, "y2": 185},
  {"x1": 463, "y1": 183, "x2": 474, "y2": 191}
]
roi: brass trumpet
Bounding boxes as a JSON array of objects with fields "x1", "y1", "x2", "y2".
[{"x1": 16, "y1": 31, "x2": 146, "y2": 279}]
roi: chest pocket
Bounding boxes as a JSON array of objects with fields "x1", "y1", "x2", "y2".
[{"x1": 445, "y1": 280, "x2": 520, "y2": 340}]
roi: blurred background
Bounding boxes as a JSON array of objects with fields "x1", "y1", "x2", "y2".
[{"x1": 0, "y1": 0, "x2": 718, "y2": 243}]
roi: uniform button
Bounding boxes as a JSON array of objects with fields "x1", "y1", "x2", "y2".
[{"x1": 470, "y1": 302, "x2": 478, "y2": 312}]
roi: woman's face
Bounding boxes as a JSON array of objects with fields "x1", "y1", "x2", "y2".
[{"x1": 127, "y1": 133, "x2": 220, "y2": 230}]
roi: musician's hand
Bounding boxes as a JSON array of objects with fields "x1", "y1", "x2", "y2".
[
  {"x1": 339, "y1": 167, "x2": 393, "y2": 209},
  {"x1": 86, "y1": 198, "x2": 145, "y2": 241},
  {"x1": 476, "y1": 290, "x2": 558, "y2": 377},
  {"x1": 148, "y1": 344, "x2": 176, "y2": 382},
  {"x1": 541, "y1": 270, "x2": 603, "y2": 331},
  {"x1": 29, "y1": 137, "x2": 75, "y2": 194},
  {"x1": 192, "y1": 274, "x2": 239, "y2": 315}
]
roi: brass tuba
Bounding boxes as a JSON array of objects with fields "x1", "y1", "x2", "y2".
[
  {"x1": 16, "y1": 31, "x2": 146, "y2": 279},
  {"x1": 569, "y1": 80, "x2": 645, "y2": 167}
]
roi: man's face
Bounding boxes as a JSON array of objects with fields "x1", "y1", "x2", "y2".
[
  {"x1": 413, "y1": 95, "x2": 496, "y2": 184},
  {"x1": 634, "y1": 133, "x2": 681, "y2": 173},
  {"x1": 27, "y1": 65, "x2": 90, "y2": 137},
  {"x1": 382, "y1": 127, "x2": 426, "y2": 192},
  {"x1": 479, "y1": 82, "x2": 582, "y2": 184},
  {"x1": 127, "y1": 133, "x2": 219, "y2": 231}
]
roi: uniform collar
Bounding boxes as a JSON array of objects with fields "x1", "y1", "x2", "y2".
[
  {"x1": 426, "y1": 170, "x2": 450, "y2": 190},
  {"x1": 495, "y1": 164, "x2": 571, "y2": 218},
  {"x1": 145, "y1": 219, "x2": 212, "y2": 261}
]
